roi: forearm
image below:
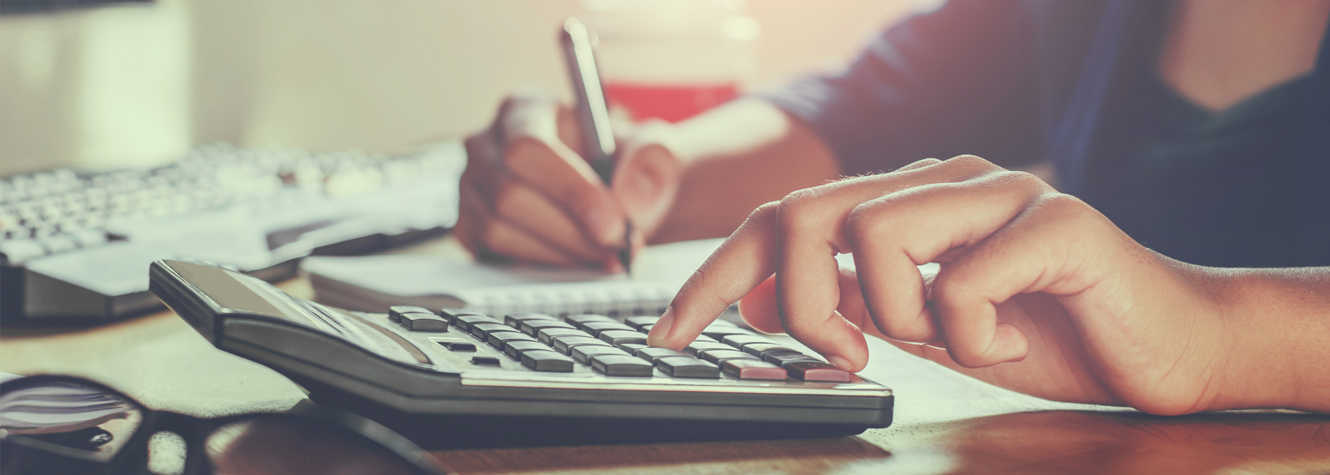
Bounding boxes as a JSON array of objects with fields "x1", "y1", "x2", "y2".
[
  {"x1": 650, "y1": 99, "x2": 841, "y2": 243},
  {"x1": 1212, "y1": 266, "x2": 1330, "y2": 412}
]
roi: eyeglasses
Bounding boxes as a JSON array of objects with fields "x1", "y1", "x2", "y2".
[{"x1": 0, "y1": 375, "x2": 449, "y2": 475}]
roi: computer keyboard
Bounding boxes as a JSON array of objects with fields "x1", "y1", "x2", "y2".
[
  {"x1": 0, "y1": 143, "x2": 462, "y2": 322},
  {"x1": 149, "y1": 259, "x2": 894, "y2": 448}
]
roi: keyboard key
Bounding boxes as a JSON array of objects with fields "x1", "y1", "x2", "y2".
[
  {"x1": 635, "y1": 347, "x2": 689, "y2": 364},
  {"x1": 693, "y1": 335, "x2": 719, "y2": 343},
  {"x1": 504, "y1": 341, "x2": 554, "y2": 359},
  {"x1": 522, "y1": 319, "x2": 577, "y2": 337},
  {"x1": 504, "y1": 312, "x2": 557, "y2": 328},
  {"x1": 698, "y1": 349, "x2": 759, "y2": 366},
  {"x1": 471, "y1": 355, "x2": 501, "y2": 366},
  {"x1": 640, "y1": 324, "x2": 654, "y2": 332},
  {"x1": 786, "y1": 362, "x2": 851, "y2": 382},
  {"x1": 684, "y1": 341, "x2": 733, "y2": 356},
  {"x1": 580, "y1": 321, "x2": 634, "y2": 337},
  {"x1": 618, "y1": 343, "x2": 648, "y2": 353},
  {"x1": 538, "y1": 328, "x2": 589, "y2": 345},
  {"x1": 454, "y1": 315, "x2": 498, "y2": 332},
  {"x1": 439, "y1": 308, "x2": 484, "y2": 324},
  {"x1": 551, "y1": 335, "x2": 611, "y2": 355},
  {"x1": 389, "y1": 305, "x2": 432, "y2": 323},
  {"x1": 701, "y1": 324, "x2": 751, "y2": 340},
  {"x1": 488, "y1": 331, "x2": 537, "y2": 349},
  {"x1": 741, "y1": 343, "x2": 801, "y2": 358},
  {"x1": 723, "y1": 359, "x2": 788, "y2": 380},
  {"x1": 398, "y1": 312, "x2": 449, "y2": 332},
  {"x1": 656, "y1": 356, "x2": 719, "y2": 379},
  {"x1": 564, "y1": 314, "x2": 616, "y2": 329},
  {"x1": 572, "y1": 345, "x2": 629, "y2": 365},
  {"x1": 590, "y1": 355, "x2": 655, "y2": 377},
  {"x1": 435, "y1": 339, "x2": 476, "y2": 352},
  {"x1": 471, "y1": 322, "x2": 518, "y2": 340},
  {"x1": 764, "y1": 352, "x2": 824, "y2": 367},
  {"x1": 624, "y1": 316, "x2": 659, "y2": 331},
  {"x1": 520, "y1": 350, "x2": 575, "y2": 372},
  {"x1": 599, "y1": 330, "x2": 648, "y2": 347},
  {"x1": 721, "y1": 334, "x2": 775, "y2": 350}
]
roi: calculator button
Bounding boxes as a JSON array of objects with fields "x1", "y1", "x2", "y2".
[
  {"x1": 723, "y1": 359, "x2": 788, "y2": 380},
  {"x1": 398, "y1": 313, "x2": 449, "y2": 332},
  {"x1": 488, "y1": 331, "x2": 537, "y2": 350},
  {"x1": 618, "y1": 342, "x2": 648, "y2": 353},
  {"x1": 454, "y1": 315, "x2": 498, "y2": 332},
  {"x1": 440, "y1": 308, "x2": 484, "y2": 324},
  {"x1": 435, "y1": 339, "x2": 476, "y2": 352},
  {"x1": 693, "y1": 335, "x2": 719, "y2": 343},
  {"x1": 551, "y1": 335, "x2": 610, "y2": 354},
  {"x1": 721, "y1": 334, "x2": 775, "y2": 350},
  {"x1": 471, "y1": 322, "x2": 517, "y2": 339},
  {"x1": 684, "y1": 341, "x2": 733, "y2": 356},
  {"x1": 522, "y1": 320, "x2": 577, "y2": 337},
  {"x1": 763, "y1": 352, "x2": 824, "y2": 367},
  {"x1": 538, "y1": 328, "x2": 590, "y2": 345},
  {"x1": 471, "y1": 355, "x2": 501, "y2": 366},
  {"x1": 640, "y1": 324, "x2": 654, "y2": 332},
  {"x1": 572, "y1": 345, "x2": 629, "y2": 364},
  {"x1": 656, "y1": 356, "x2": 720, "y2": 379},
  {"x1": 698, "y1": 349, "x2": 759, "y2": 366},
  {"x1": 624, "y1": 316, "x2": 659, "y2": 330},
  {"x1": 741, "y1": 343, "x2": 801, "y2": 358},
  {"x1": 785, "y1": 362, "x2": 851, "y2": 382},
  {"x1": 700, "y1": 324, "x2": 751, "y2": 340},
  {"x1": 635, "y1": 347, "x2": 689, "y2": 364},
  {"x1": 504, "y1": 341, "x2": 554, "y2": 359},
  {"x1": 505, "y1": 312, "x2": 557, "y2": 328},
  {"x1": 564, "y1": 314, "x2": 616, "y2": 329},
  {"x1": 599, "y1": 330, "x2": 648, "y2": 347},
  {"x1": 389, "y1": 305, "x2": 431, "y2": 323},
  {"x1": 520, "y1": 350, "x2": 575, "y2": 372},
  {"x1": 589, "y1": 355, "x2": 655, "y2": 377},
  {"x1": 580, "y1": 321, "x2": 635, "y2": 337}
]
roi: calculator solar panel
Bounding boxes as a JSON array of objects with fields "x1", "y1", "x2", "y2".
[{"x1": 149, "y1": 259, "x2": 893, "y2": 448}]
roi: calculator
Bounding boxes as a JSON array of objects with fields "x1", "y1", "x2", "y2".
[{"x1": 149, "y1": 259, "x2": 893, "y2": 448}]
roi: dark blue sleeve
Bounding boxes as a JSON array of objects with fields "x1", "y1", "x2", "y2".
[{"x1": 763, "y1": 0, "x2": 1045, "y2": 176}]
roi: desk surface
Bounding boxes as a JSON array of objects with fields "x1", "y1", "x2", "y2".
[{"x1": 3, "y1": 238, "x2": 1329, "y2": 475}]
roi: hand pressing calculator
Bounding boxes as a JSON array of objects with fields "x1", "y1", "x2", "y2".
[{"x1": 149, "y1": 259, "x2": 893, "y2": 448}]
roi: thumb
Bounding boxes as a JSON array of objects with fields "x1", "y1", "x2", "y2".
[{"x1": 611, "y1": 125, "x2": 683, "y2": 235}]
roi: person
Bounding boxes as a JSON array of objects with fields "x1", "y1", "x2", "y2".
[{"x1": 455, "y1": 0, "x2": 1330, "y2": 415}]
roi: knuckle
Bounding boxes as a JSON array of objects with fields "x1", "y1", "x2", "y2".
[
  {"x1": 776, "y1": 189, "x2": 822, "y2": 232},
  {"x1": 844, "y1": 200, "x2": 889, "y2": 244},
  {"x1": 946, "y1": 154, "x2": 993, "y2": 170}
]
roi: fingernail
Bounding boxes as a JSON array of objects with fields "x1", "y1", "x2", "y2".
[
  {"x1": 646, "y1": 308, "x2": 675, "y2": 347},
  {"x1": 585, "y1": 205, "x2": 622, "y2": 247},
  {"x1": 826, "y1": 355, "x2": 853, "y2": 370}
]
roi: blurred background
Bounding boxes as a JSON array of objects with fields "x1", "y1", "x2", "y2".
[{"x1": 0, "y1": 0, "x2": 941, "y2": 176}]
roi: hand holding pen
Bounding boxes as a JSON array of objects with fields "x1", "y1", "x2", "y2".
[{"x1": 453, "y1": 20, "x2": 685, "y2": 270}]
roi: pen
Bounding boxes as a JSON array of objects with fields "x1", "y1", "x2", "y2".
[{"x1": 560, "y1": 17, "x2": 633, "y2": 274}]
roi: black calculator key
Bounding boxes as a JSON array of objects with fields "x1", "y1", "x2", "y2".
[
  {"x1": 520, "y1": 350, "x2": 575, "y2": 372},
  {"x1": 684, "y1": 341, "x2": 733, "y2": 356},
  {"x1": 572, "y1": 345, "x2": 629, "y2": 364},
  {"x1": 435, "y1": 339, "x2": 475, "y2": 352},
  {"x1": 504, "y1": 341, "x2": 554, "y2": 359},
  {"x1": 698, "y1": 349, "x2": 759, "y2": 366},
  {"x1": 389, "y1": 305, "x2": 431, "y2": 323},
  {"x1": 440, "y1": 308, "x2": 484, "y2": 324},
  {"x1": 454, "y1": 315, "x2": 498, "y2": 332},
  {"x1": 693, "y1": 335, "x2": 719, "y2": 343},
  {"x1": 488, "y1": 331, "x2": 537, "y2": 349},
  {"x1": 471, "y1": 322, "x2": 517, "y2": 339},
  {"x1": 599, "y1": 330, "x2": 648, "y2": 347},
  {"x1": 471, "y1": 355, "x2": 501, "y2": 366},
  {"x1": 741, "y1": 343, "x2": 801, "y2": 358},
  {"x1": 624, "y1": 316, "x2": 659, "y2": 330},
  {"x1": 580, "y1": 321, "x2": 634, "y2": 337},
  {"x1": 618, "y1": 342, "x2": 648, "y2": 353},
  {"x1": 701, "y1": 324, "x2": 751, "y2": 340},
  {"x1": 764, "y1": 352, "x2": 824, "y2": 367},
  {"x1": 785, "y1": 361, "x2": 851, "y2": 382},
  {"x1": 522, "y1": 319, "x2": 576, "y2": 337},
  {"x1": 656, "y1": 356, "x2": 720, "y2": 379},
  {"x1": 551, "y1": 335, "x2": 610, "y2": 354},
  {"x1": 538, "y1": 328, "x2": 589, "y2": 345},
  {"x1": 504, "y1": 312, "x2": 557, "y2": 328},
  {"x1": 635, "y1": 347, "x2": 689, "y2": 364},
  {"x1": 564, "y1": 314, "x2": 615, "y2": 329},
  {"x1": 721, "y1": 334, "x2": 775, "y2": 350},
  {"x1": 640, "y1": 324, "x2": 654, "y2": 333},
  {"x1": 590, "y1": 355, "x2": 655, "y2": 377},
  {"x1": 398, "y1": 313, "x2": 449, "y2": 332},
  {"x1": 723, "y1": 359, "x2": 788, "y2": 380}
]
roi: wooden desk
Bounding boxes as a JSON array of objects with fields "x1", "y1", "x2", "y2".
[{"x1": 4, "y1": 238, "x2": 1330, "y2": 474}]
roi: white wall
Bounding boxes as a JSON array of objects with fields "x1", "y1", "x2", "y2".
[{"x1": 0, "y1": 0, "x2": 937, "y2": 175}]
